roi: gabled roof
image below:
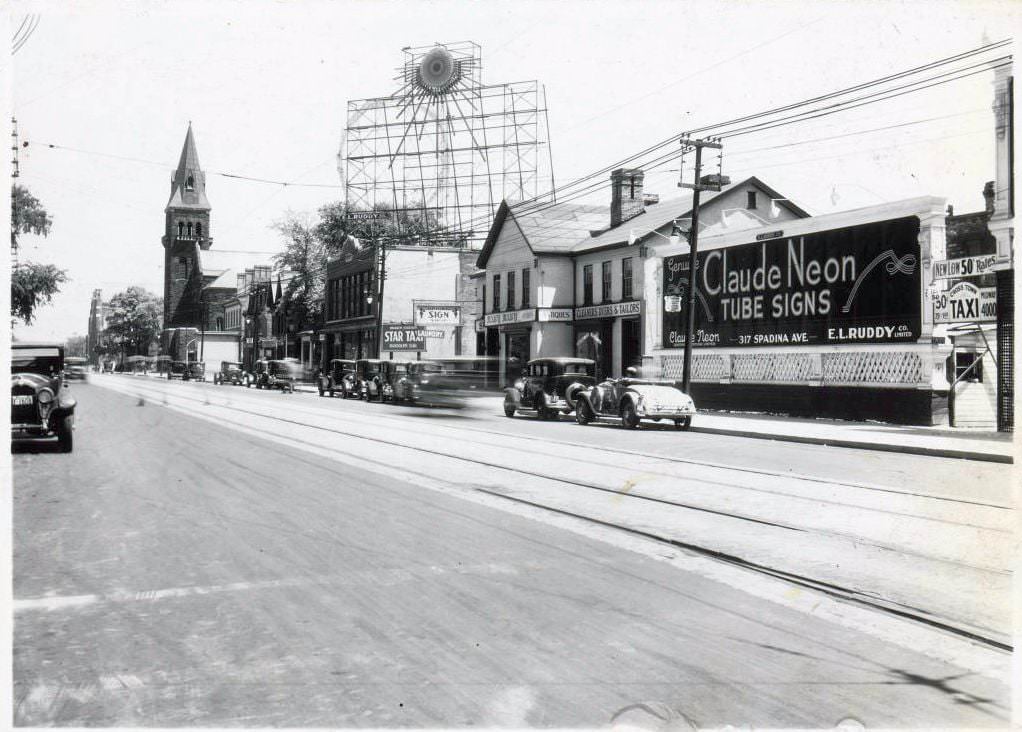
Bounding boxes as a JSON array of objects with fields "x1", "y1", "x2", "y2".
[
  {"x1": 476, "y1": 177, "x2": 809, "y2": 267},
  {"x1": 201, "y1": 248, "x2": 277, "y2": 282}
]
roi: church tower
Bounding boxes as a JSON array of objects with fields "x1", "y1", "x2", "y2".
[{"x1": 162, "y1": 124, "x2": 212, "y2": 356}]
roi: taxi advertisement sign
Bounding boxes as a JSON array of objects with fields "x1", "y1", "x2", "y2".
[
  {"x1": 932, "y1": 282, "x2": 996, "y2": 324},
  {"x1": 932, "y1": 254, "x2": 1000, "y2": 280}
]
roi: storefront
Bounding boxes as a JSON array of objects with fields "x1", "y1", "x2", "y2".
[
  {"x1": 573, "y1": 301, "x2": 643, "y2": 380},
  {"x1": 648, "y1": 196, "x2": 953, "y2": 425},
  {"x1": 482, "y1": 307, "x2": 573, "y2": 385}
]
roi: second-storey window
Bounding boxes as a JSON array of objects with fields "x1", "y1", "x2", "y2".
[
  {"x1": 622, "y1": 257, "x2": 633, "y2": 300},
  {"x1": 493, "y1": 274, "x2": 502, "y2": 311},
  {"x1": 507, "y1": 271, "x2": 516, "y2": 310},
  {"x1": 602, "y1": 261, "x2": 612, "y2": 302},
  {"x1": 583, "y1": 264, "x2": 593, "y2": 305},
  {"x1": 521, "y1": 269, "x2": 530, "y2": 308}
]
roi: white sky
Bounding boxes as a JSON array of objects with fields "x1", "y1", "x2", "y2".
[{"x1": 8, "y1": 0, "x2": 1018, "y2": 342}]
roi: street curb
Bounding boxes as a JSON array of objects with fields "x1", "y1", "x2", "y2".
[{"x1": 689, "y1": 425, "x2": 1014, "y2": 464}]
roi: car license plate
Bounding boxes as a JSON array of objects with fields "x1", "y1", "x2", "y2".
[{"x1": 11, "y1": 395, "x2": 33, "y2": 406}]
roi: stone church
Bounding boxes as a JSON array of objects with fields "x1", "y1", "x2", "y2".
[{"x1": 161, "y1": 124, "x2": 274, "y2": 366}]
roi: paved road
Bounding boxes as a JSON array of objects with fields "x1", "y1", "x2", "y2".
[{"x1": 12, "y1": 379, "x2": 1012, "y2": 727}]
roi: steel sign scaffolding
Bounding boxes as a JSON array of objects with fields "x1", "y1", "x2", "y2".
[{"x1": 339, "y1": 41, "x2": 551, "y2": 249}]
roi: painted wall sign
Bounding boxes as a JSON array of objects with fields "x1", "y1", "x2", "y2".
[
  {"x1": 574, "y1": 301, "x2": 642, "y2": 320},
  {"x1": 382, "y1": 325, "x2": 427, "y2": 351},
  {"x1": 537, "y1": 308, "x2": 573, "y2": 322},
  {"x1": 932, "y1": 282, "x2": 996, "y2": 323},
  {"x1": 345, "y1": 211, "x2": 389, "y2": 221},
  {"x1": 414, "y1": 303, "x2": 461, "y2": 325},
  {"x1": 662, "y1": 216, "x2": 922, "y2": 347},
  {"x1": 484, "y1": 308, "x2": 536, "y2": 327},
  {"x1": 932, "y1": 254, "x2": 1000, "y2": 280}
]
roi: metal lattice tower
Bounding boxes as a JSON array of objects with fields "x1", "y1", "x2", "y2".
[{"x1": 340, "y1": 41, "x2": 551, "y2": 249}]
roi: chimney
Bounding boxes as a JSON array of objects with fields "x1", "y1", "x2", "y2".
[
  {"x1": 983, "y1": 181, "x2": 995, "y2": 214},
  {"x1": 611, "y1": 168, "x2": 645, "y2": 228}
]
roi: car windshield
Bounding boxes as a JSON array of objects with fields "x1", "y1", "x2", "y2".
[{"x1": 12, "y1": 347, "x2": 63, "y2": 376}]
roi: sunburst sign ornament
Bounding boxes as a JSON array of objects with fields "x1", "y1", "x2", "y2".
[
  {"x1": 416, "y1": 47, "x2": 461, "y2": 94},
  {"x1": 340, "y1": 41, "x2": 552, "y2": 249}
]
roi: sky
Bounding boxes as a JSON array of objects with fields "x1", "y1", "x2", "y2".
[{"x1": 8, "y1": 0, "x2": 1018, "y2": 343}]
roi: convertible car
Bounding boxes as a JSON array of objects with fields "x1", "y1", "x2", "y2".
[{"x1": 574, "y1": 375, "x2": 696, "y2": 430}]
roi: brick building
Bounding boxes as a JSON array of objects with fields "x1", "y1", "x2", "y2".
[{"x1": 85, "y1": 288, "x2": 110, "y2": 367}]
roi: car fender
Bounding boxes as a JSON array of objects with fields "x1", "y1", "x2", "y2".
[
  {"x1": 564, "y1": 381, "x2": 588, "y2": 410},
  {"x1": 575, "y1": 390, "x2": 595, "y2": 412},
  {"x1": 503, "y1": 387, "x2": 522, "y2": 408},
  {"x1": 619, "y1": 392, "x2": 641, "y2": 414}
]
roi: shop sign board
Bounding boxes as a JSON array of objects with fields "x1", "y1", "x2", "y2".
[
  {"x1": 424, "y1": 329, "x2": 445, "y2": 339},
  {"x1": 574, "y1": 301, "x2": 642, "y2": 320},
  {"x1": 662, "y1": 216, "x2": 922, "y2": 347},
  {"x1": 382, "y1": 325, "x2": 427, "y2": 351},
  {"x1": 414, "y1": 302, "x2": 461, "y2": 325},
  {"x1": 537, "y1": 308, "x2": 573, "y2": 322},
  {"x1": 932, "y1": 254, "x2": 1000, "y2": 280},
  {"x1": 932, "y1": 282, "x2": 996, "y2": 323},
  {"x1": 484, "y1": 308, "x2": 536, "y2": 327},
  {"x1": 345, "y1": 211, "x2": 389, "y2": 221}
]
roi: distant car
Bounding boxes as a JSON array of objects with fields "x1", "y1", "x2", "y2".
[
  {"x1": 167, "y1": 361, "x2": 188, "y2": 379},
  {"x1": 11, "y1": 343, "x2": 77, "y2": 452},
  {"x1": 167, "y1": 361, "x2": 204, "y2": 381},
  {"x1": 64, "y1": 357, "x2": 89, "y2": 382},
  {"x1": 378, "y1": 360, "x2": 409, "y2": 402},
  {"x1": 354, "y1": 359, "x2": 385, "y2": 401},
  {"x1": 318, "y1": 358, "x2": 357, "y2": 398},
  {"x1": 396, "y1": 357, "x2": 498, "y2": 408},
  {"x1": 574, "y1": 375, "x2": 695, "y2": 430},
  {"x1": 503, "y1": 358, "x2": 596, "y2": 420},
  {"x1": 251, "y1": 359, "x2": 299, "y2": 392},
  {"x1": 214, "y1": 361, "x2": 244, "y2": 385}
]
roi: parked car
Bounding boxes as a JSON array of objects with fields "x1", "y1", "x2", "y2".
[
  {"x1": 214, "y1": 361, "x2": 245, "y2": 385},
  {"x1": 168, "y1": 361, "x2": 204, "y2": 381},
  {"x1": 393, "y1": 360, "x2": 443, "y2": 404},
  {"x1": 251, "y1": 359, "x2": 299, "y2": 392},
  {"x1": 318, "y1": 359, "x2": 357, "y2": 398},
  {"x1": 574, "y1": 373, "x2": 696, "y2": 430},
  {"x1": 503, "y1": 358, "x2": 596, "y2": 420},
  {"x1": 64, "y1": 356, "x2": 89, "y2": 381},
  {"x1": 11, "y1": 342, "x2": 77, "y2": 452},
  {"x1": 378, "y1": 360, "x2": 410, "y2": 402},
  {"x1": 395, "y1": 357, "x2": 498, "y2": 408},
  {"x1": 355, "y1": 359, "x2": 385, "y2": 401}
]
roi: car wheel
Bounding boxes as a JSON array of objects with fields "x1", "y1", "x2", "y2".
[
  {"x1": 56, "y1": 415, "x2": 73, "y2": 452},
  {"x1": 675, "y1": 416, "x2": 692, "y2": 431},
  {"x1": 504, "y1": 403, "x2": 516, "y2": 418},
  {"x1": 575, "y1": 400, "x2": 593, "y2": 425},
  {"x1": 621, "y1": 401, "x2": 640, "y2": 429}
]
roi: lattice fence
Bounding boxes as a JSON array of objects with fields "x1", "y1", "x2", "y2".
[
  {"x1": 732, "y1": 353, "x2": 820, "y2": 382},
  {"x1": 659, "y1": 350, "x2": 925, "y2": 385},
  {"x1": 821, "y1": 351, "x2": 923, "y2": 384}
]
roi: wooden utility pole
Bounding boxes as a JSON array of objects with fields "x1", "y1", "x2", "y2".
[{"x1": 677, "y1": 136, "x2": 724, "y2": 395}]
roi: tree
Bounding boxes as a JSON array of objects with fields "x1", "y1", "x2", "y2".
[
  {"x1": 64, "y1": 334, "x2": 88, "y2": 358},
  {"x1": 103, "y1": 287, "x2": 163, "y2": 357},
  {"x1": 272, "y1": 212, "x2": 324, "y2": 329},
  {"x1": 11, "y1": 184, "x2": 68, "y2": 325}
]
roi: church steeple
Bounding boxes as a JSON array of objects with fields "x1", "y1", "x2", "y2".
[{"x1": 166, "y1": 122, "x2": 211, "y2": 212}]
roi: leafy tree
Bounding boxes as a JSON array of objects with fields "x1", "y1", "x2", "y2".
[
  {"x1": 272, "y1": 212, "x2": 323, "y2": 329},
  {"x1": 11, "y1": 184, "x2": 68, "y2": 325},
  {"x1": 103, "y1": 287, "x2": 163, "y2": 357},
  {"x1": 64, "y1": 334, "x2": 88, "y2": 357}
]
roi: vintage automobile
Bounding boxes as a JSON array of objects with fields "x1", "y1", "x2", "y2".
[
  {"x1": 574, "y1": 373, "x2": 696, "y2": 430},
  {"x1": 213, "y1": 361, "x2": 245, "y2": 385},
  {"x1": 503, "y1": 357, "x2": 596, "y2": 420},
  {"x1": 168, "y1": 361, "x2": 204, "y2": 381},
  {"x1": 11, "y1": 343, "x2": 77, "y2": 452},
  {"x1": 250, "y1": 359, "x2": 299, "y2": 392},
  {"x1": 318, "y1": 359, "x2": 357, "y2": 398},
  {"x1": 397, "y1": 356, "x2": 498, "y2": 408},
  {"x1": 64, "y1": 356, "x2": 89, "y2": 381},
  {"x1": 378, "y1": 360, "x2": 409, "y2": 402},
  {"x1": 354, "y1": 359, "x2": 387, "y2": 401}
]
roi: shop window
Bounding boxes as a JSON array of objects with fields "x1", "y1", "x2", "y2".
[
  {"x1": 493, "y1": 274, "x2": 501, "y2": 311},
  {"x1": 507, "y1": 271, "x2": 516, "y2": 310},
  {"x1": 622, "y1": 257, "x2": 633, "y2": 300},
  {"x1": 955, "y1": 352, "x2": 983, "y2": 382},
  {"x1": 583, "y1": 265, "x2": 593, "y2": 305},
  {"x1": 602, "y1": 261, "x2": 612, "y2": 302},
  {"x1": 521, "y1": 269, "x2": 530, "y2": 308}
]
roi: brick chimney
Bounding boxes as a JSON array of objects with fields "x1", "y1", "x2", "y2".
[
  {"x1": 982, "y1": 181, "x2": 995, "y2": 214},
  {"x1": 611, "y1": 168, "x2": 645, "y2": 228}
]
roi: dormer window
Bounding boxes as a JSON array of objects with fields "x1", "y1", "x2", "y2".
[
  {"x1": 178, "y1": 221, "x2": 184, "y2": 237},
  {"x1": 185, "y1": 174, "x2": 195, "y2": 192},
  {"x1": 747, "y1": 191, "x2": 757, "y2": 210}
]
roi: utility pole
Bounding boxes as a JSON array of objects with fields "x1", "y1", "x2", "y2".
[
  {"x1": 677, "y1": 136, "x2": 724, "y2": 395},
  {"x1": 375, "y1": 238, "x2": 387, "y2": 358}
]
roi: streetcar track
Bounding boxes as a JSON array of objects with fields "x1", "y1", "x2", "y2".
[
  {"x1": 149, "y1": 378, "x2": 1014, "y2": 511},
  {"x1": 106, "y1": 379, "x2": 1012, "y2": 652},
  {"x1": 117, "y1": 380, "x2": 1012, "y2": 534},
  {"x1": 107, "y1": 380, "x2": 1011, "y2": 574}
]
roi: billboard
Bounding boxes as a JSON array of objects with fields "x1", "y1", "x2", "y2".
[
  {"x1": 382, "y1": 325, "x2": 427, "y2": 351},
  {"x1": 663, "y1": 216, "x2": 922, "y2": 348}
]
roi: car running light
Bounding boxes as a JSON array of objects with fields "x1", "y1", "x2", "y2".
[{"x1": 37, "y1": 389, "x2": 54, "y2": 404}]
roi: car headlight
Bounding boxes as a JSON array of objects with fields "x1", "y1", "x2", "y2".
[{"x1": 37, "y1": 389, "x2": 54, "y2": 404}]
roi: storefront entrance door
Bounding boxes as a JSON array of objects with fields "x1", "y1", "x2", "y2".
[
  {"x1": 622, "y1": 317, "x2": 641, "y2": 373},
  {"x1": 505, "y1": 331, "x2": 530, "y2": 386}
]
